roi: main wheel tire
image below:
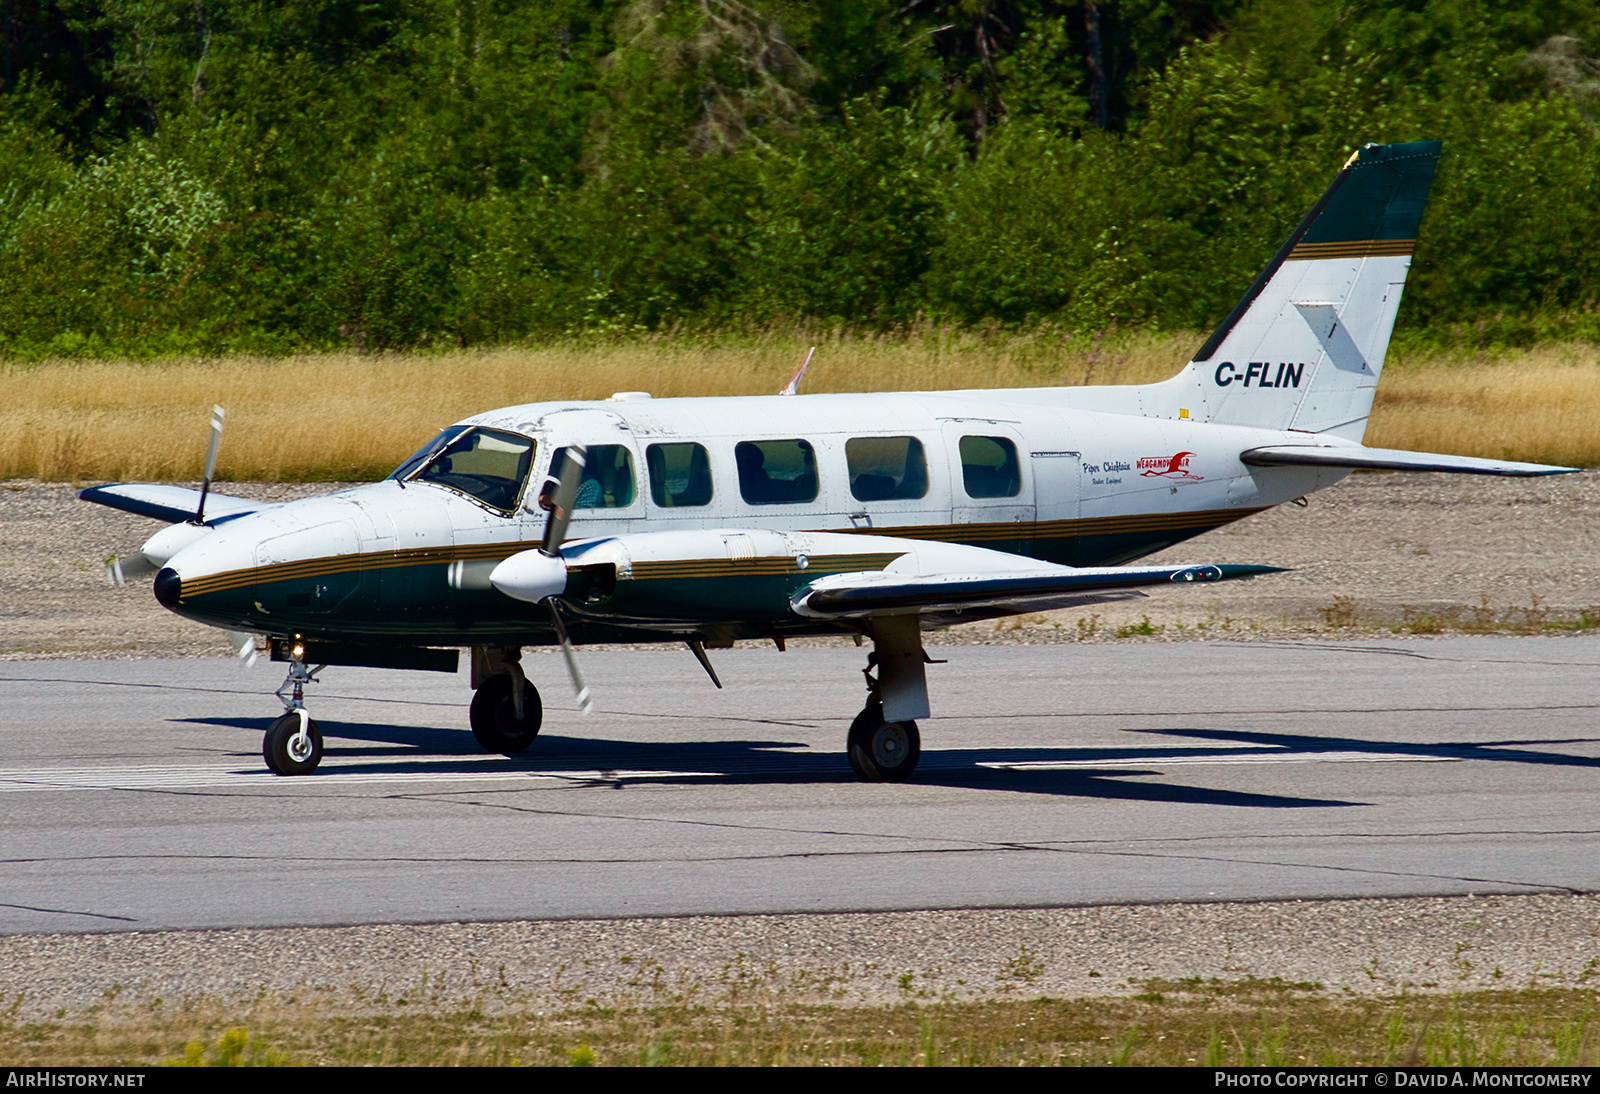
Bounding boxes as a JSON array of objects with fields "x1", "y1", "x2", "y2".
[
  {"x1": 470, "y1": 673, "x2": 543, "y2": 755},
  {"x1": 847, "y1": 701, "x2": 921, "y2": 782},
  {"x1": 264, "y1": 712, "x2": 323, "y2": 776}
]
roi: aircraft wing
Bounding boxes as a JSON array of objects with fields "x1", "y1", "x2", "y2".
[
  {"x1": 791, "y1": 560, "x2": 1284, "y2": 619},
  {"x1": 1241, "y1": 445, "x2": 1579, "y2": 477},
  {"x1": 78, "y1": 483, "x2": 270, "y2": 524}
]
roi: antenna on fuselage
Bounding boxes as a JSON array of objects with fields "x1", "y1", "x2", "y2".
[
  {"x1": 193, "y1": 405, "x2": 225, "y2": 525},
  {"x1": 779, "y1": 346, "x2": 816, "y2": 396}
]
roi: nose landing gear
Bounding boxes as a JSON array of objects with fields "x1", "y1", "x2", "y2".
[{"x1": 265, "y1": 654, "x2": 323, "y2": 775}]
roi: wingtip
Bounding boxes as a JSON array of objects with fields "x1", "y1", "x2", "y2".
[{"x1": 1219, "y1": 564, "x2": 1292, "y2": 579}]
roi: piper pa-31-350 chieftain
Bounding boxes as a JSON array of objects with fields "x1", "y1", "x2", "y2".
[{"x1": 82, "y1": 139, "x2": 1578, "y2": 780}]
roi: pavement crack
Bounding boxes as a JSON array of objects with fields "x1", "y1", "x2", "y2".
[
  {"x1": 950, "y1": 704, "x2": 1600, "y2": 721},
  {"x1": 1226, "y1": 641, "x2": 1600, "y2": 668},
  {"x1": 0, "y1": 901, "x2": 137, "y2": 922},
  {"x1": 1014, "y1": 843, "x2": 1582, "y2": 895},
  {"x1": 1027, "y1": 827, "x2": 1600, "y2": 849},
  {"x1": 379, "y1": 791, "x2": 991, "y2": 849}
]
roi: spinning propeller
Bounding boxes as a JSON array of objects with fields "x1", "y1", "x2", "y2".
[
  {"x1": 491, "y1": 447, "x2": 594, "y2": 713},
  {"x1": 194, "y1": 404, "x2": 225, "y2": 525},
  {"x1": 105, "y1": 405, "x2": 226, "y2": 587},
  {"x1": 103, "y1": 405, "x2": 260, "y2": 666}
]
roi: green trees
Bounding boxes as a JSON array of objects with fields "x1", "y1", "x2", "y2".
[{"x1": 0, "y1": 0, "x2": 1595, "y2": 356}]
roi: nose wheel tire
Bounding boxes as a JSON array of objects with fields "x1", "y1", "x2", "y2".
[
  {"x1": 264, "y1": 712, "x2": 323, "y2": 776},
  {"x1": 847, "y1": 701, "x2": 921, "y2": 782},
  {"x1": 470, "y1": 673, "x2": 543, "y2": 755}
]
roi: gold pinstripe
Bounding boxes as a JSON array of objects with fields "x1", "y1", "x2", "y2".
[
  {"x1": 1287, "y1": 238, "x2": 1414, "y2": 261},
  {"x1": 828, "y1": 506, "x2": 1265, "y2": 543},
  {"x1": 181, "y1": 539, "x2": 547, "y2": 597}
]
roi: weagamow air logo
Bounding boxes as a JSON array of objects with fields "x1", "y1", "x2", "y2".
[{"x1": 1137, "y1": 451, "x2": 1203, "y2": 483}]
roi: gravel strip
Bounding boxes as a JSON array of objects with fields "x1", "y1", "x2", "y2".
[
  {"x1": 3, "y1": 472, "x2": 1598, "y2": 659},
  {"x1": 2, "y1": 895, "x2": 1598, "y2": 1019}
]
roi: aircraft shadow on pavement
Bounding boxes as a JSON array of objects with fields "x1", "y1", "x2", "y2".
[
  {"x1": 1140, "y1": 727, "x2": 1600, "y2": 769},
  {"x1": 178, "y1": 715, "x2": 1356, "y2": 808},
  {"x1": 176, "y1": 715, "x2": 483, "y2": 755}
]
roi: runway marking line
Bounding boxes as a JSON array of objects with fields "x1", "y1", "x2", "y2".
[{"x1": 980, "y1": 751, "x2": 1457, "y2": 771}]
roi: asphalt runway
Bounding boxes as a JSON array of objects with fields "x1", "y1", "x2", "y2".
[{"x1": 2, "y1": 637, "x2": 1598, "y2": 935}]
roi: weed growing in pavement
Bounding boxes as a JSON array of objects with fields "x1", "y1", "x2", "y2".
[
  {"x1": 996, "y1": 945, "x2": 1046, "y2": 990},
  {"x1": 1311, "y1": 592, "x2": 1599, "y2": 637},
  {"x1": 1115, "y1": 615, "x2": 1164, "y2": 638},
  {"x1": 1319, "y1": 595, "x2": 1361, "y2": 628}
]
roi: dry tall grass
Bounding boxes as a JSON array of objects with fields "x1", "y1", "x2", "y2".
[
  {"x1": 1, "y1": 331, "x2": 1595, "y2": 481},
  {"x1": 1367, "y1": 342, "x2": 1600, "y2": 468}
]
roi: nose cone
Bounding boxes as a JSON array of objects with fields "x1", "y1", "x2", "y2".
[{"x1": 153, "y1": 567, "x2": 183, "y2": 609}]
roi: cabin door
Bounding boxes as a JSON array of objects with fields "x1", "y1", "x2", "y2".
[
  {"x1": 939, "y1": 421, "x2": 1035, "y2": 557},
  {"x1": 1028, "y1": 449, "x2": 1081, "y2": 566}
]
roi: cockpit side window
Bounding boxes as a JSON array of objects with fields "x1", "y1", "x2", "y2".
[
  {"x1": 411, "y1": 427, "x2": 535, "y2": 513},
  {"x1": 389, "y1": 425, "x2": 469, "y2": 481}
]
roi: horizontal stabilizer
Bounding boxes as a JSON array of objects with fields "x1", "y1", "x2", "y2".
[
  {"x1": 793, "y1": 563, "x2": 1284, "y2": 618},
  {"x1": 1240, "y1": 445, "x2": 1580, "y2": 477},
  {"x1": 78, "y1": 483, "x2": 269, "y2": 524}
]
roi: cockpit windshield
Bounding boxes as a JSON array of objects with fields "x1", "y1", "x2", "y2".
[
  {"x1": 389, "y1": 425, "x2": 469, "y2": 482},
  {"x1": 407, "y1": 427, "x2": 535, "y2": 513}
]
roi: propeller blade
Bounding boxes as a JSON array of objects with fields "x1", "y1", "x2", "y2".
[
  {"x1": 544, "y1": 599, "x2": 593, "y2": 715},
  {"x1": 194, "y1": 405, "x2": 225, "y2": 525},
  {"x1": 226, "y1": 630, "x2": 260, "y2": 668},
  {"x1": 105, "y1": 553, "x2": 157, "y2": 587},
  {"x1": 540, "y1": 445, "x2": 586, "y2": 555}
]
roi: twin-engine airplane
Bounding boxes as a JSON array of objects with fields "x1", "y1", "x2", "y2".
[{"x1": 82, "y1": 140, "x2": 1577, "y2": 780}]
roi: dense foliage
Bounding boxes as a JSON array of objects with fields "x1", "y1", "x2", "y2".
[{"x1": 1, "y1": 0, "x2": 1597, "y2": 357}]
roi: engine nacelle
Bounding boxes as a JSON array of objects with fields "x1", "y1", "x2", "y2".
[
  {"x1": 141, "y1": 521, "x2": 212, "y2": 567},
  {"x1": 547, "y1": 529, "x2": 1024, "y2": 624}
]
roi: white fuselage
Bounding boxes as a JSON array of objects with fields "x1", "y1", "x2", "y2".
[{"x1": 156, "y1": 386, "x2": 1345, "y2": 644}]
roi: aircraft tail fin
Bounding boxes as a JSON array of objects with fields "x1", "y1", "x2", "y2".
[{"x1": 1155, "y1": 140, "x2": 1441, "y2": 440}]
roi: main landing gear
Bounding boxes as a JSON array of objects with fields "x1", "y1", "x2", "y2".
[
  {"x1": 264, "y1": 654, "x2": 323, "y2": 776},
  {"x1": 847, "y1": 616, "x2": 935, "y2": 782},
  {"x1": 469, "y1": 646, "x2": 543, "y2": 755},
  {"x1": 847, "y1": 701, "x2": 920, "y2": 782}
]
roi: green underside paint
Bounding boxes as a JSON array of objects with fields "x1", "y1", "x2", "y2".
[{"x1": 171, "y1": 519, "x2": 1236, "y2": 645}]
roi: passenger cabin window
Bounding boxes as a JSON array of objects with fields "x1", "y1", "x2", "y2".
[
  {"x1": 411, "y1": 427, "x2": 534, "y2": 513},
  {"x1": 959, "y1": 435, "x2": 1022, "y2": 498},
  {"x1": 552, "y1": 444, "x2": 637, "y2": 509},
  {"x1": 647, "y1": 443, "x2": 713, "y2": 507},
  {"x1": 736, "y1": 439, "x2": 818, "y2": 505},
  {"x1": 846, "y1": 436, "x2": 928, "y2": 502}
]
